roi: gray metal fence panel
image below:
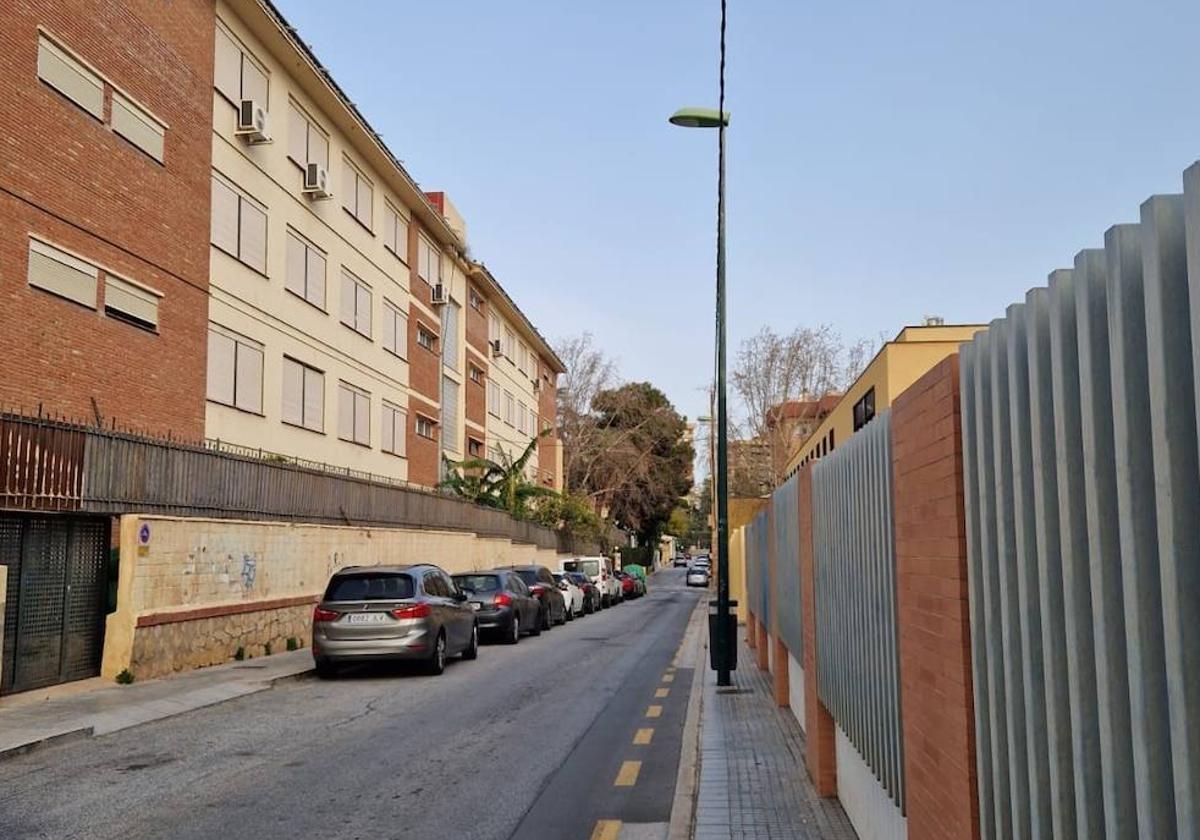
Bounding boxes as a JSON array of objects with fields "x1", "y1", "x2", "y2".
[
  {"x1": 745, "y1": 514, "x2": 759, "y2": 623},
  {"x1": 754, "y1": 509, "x2": 770, "y2": 627},
  {"x1": 772, "y1": 474, "x2": 802, "y2": 658},
  {"x1": 962, "y1": 161, "x2": 1200, "y2": 840},
  {"x1": 812, "y1": 410, "x2": 903, "y2": 809}
]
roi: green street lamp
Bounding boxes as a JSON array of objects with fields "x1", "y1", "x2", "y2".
[{"x1": 670, "y1": 100, "x2": 735, "y2": 687}]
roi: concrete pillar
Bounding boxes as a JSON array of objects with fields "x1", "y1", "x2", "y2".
[
  {"x1": 773, "y1": 637, "x2": 790, "y2": 707},
  {"x1": 756, "y1": 618, "x2": 769, "y2": 671},
  {"x1": 746, "y1": 610, "x2": 757, "y2": 649}
]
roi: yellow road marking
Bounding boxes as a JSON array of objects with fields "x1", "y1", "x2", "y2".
[
  {"x1": 590, "y1": 820, "x2": 622, "y2": 840},
  {"x1": 655, "y1": 687, "x2": 670, "y2": 698},
  {"x1": 646, "y1": 704, "x2": 663, "y2": 718},
  {"x1": 662, "y1": 673, "x2": 675, "y2": 683},
  {"x1": 614, "y1": 760, "x2": 642, "y2": 786},
  {"x1": 634, "y1": 727, "x2": 654, "y2": 745}
]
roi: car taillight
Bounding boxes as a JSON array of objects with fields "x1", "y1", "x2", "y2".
[
  {"x1": 493, "y1": 593, "x2": 513, "y2": 607},
  {"x1": 313, "y1": 606, "x2": 340, "y2": 623},
  {"x1": 530, "y1": 584, "x2": 545, "y2": 596},
  {"x1": 391, "y1": 603, "x2": 431, "y2": 619}
]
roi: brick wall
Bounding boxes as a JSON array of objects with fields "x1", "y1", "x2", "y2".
[
  {"x1": 465, "y1": 349, "x2": 487, "y2": 429},
  {"x1": 408, "y1": 309, "x2": 441, "y2": 403},
  {"x1": 406, "y1": 395, "x2": 439, "y2": 486},
  {"x1": 536, "y1": 360, "x2": 559, "y2": 486},
  {"x1": 0, "y1": 0, "x2": 213, "y2": 437},
  {"x1": 890, "y1": 354, "x2": 979, "y2": 840},
  {"x1": 466, "y1": 285, "x2": 488, "y2": 353},
  {"x1": 798, "y1": 465, "x2": 837, "y2": 795}
]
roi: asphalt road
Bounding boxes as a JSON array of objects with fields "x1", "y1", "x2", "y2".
[{"x1": 0, "y1": 568, "x2": 703, "y2": 840}]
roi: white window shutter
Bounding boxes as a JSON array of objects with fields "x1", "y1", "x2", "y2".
[
  {"x1": 354, "y1": 392, "x2": 369, "y2": 444},
  {"x1": 383, "y1": 303, "x2": 396, "y2": 353},
  {"x1": 235, "y1": 342, "x2": 263, "y2": 413},
  {"x1": 341, "y1": 160, "x2": 355, "y2": 215},
  {"x1": 382, "y1": 404, "x2": 394, "y2": 453},
  {"x1": 37, "y1": 37, "x2": 103, "y2": 119},
  {"x1": 281, "y1": 358, "x2": 303, "y2": 425},
  {"x1": 287, "y1": 102, "x2": 306, "y2": 165},
  {"x1": 27, "y1": 240, "x2": 98, "y2": 308},
  {"x1": 213, "y1": 28, "x2": 241, "y2": 103},
  {"x1": 340, "y1": 272, "x2": 355, "y2": 326},
  {"x1": 111, "y1": 93, "x2": 164, "y2": 162},
  {"x1": 358, "y1": 181, "x2": 373, "y2": 228},
  {"x1": 396, "y1": 311, "x2": 408, "y2": 356},
  {"x1": 303, "y1": 368, "x2": 324, "y2": 431},
  {"x1": 239, "y1": 200, "x2": 267, "y2": 273},
  {"x1": 306, "y1": 248, "x2": 325, "y2": 308},
  {"x1": 310, "y1": 130, "x2": 328, "y2": 170},
  {"x1": 338, "y1": 383, "x2": 353, "y2": 440},
  {"x1": 207, "y1": 329, "x2": 236, "y2": 405},
  {"x1": 104, "y1": 275, "x2": 159, "y2": 328},
  {"x1": 356, "y1": 284, "x2": 372, "y2": 336},
  {"x1": 241, "y1": 59, "x2": 268, "y2": 107},
  {"x1": 211, "y1": 178, "x2": 239, "y2": 254},
  {"x1": 285, "y1": 230, "x2": 305, "y2": 296}
]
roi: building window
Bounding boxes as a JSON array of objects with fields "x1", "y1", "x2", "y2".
[
  {"x1": 518, "y1": 343, "x2": 529, "y2": 376},
  {"x1": 504, "y1": 327, "x2": 515, "y2": 360},
  {"x1": 469, "y1": 364, "x2": 484, "y2": 385},
  {"x1": 442, "y1": 376, "x2": 460, "y2": 454},
  {"x1": 488, "y1": 381, "x2": 500, "y2": 416},
  {"x1": 417, "y1": 234, "x2": 441, "y2": 285},
  {"x1": 504, "y1": 391, "x2": 515, "y2": 426},
  {"x1": 287, "y1": 100, "x2": 328, "y2": 172},
  {"x1": 852, "y1": 387, "x2": 876, "y2": 432},
  {"x1": 211, "y1": 175, "x2": 267, "y2": 273},
  {"x1": 417, "y1": 326, "x2": 437, "y2": 352},
  {"x1": 488, "y1": 313, "x2": 501, "y2": 346},
  {"x1": 37, "y1": 34, "x2": 103, "y2": 119},
  {"x1": 382, "y1": 401, "x2": 407, "y2": 457},
  {"x1": 442, "y1": 302, "x2": 459, "y2": 371},
  {"x1": 111, "y1": 91, "x2": 165, "y2": 163},
  {"x1": 104, "y1": 275, "x2": 160, "y2": 331},
  {"x1": 285, "y1": 229, "x2": 326, "y2": 309},
  {"x1": 382, "y1": 300, "x2": 408, "y2": 358},
  {"x1": 468, "y1": 438, "x2": 483, "y2": 458},
  {"x1": 337, "y1": 382, "x2": 370, "y2": 446},
  {"x1": 27, "y1": 238, "x2": 97, "y2": 309},
  {"x1": 517, "y1": 401, "x2": 529, "y2": 435},
  {"x1": 341, "y1": 157, "x2": 373, "y2": 230},
  {"x1": 207, "y1": 326, "x2": 263, "y2": 414},
  {"x1": 282, "y1": 356, "x2": 324, "y2": 432},
  {"x1": 384, "y1": 203, "x2": 409, "y2": 264},
  {"x1": 469, "y1": 288, "x2": 483, "y2": 310},
  {"x1": 416, "y1": 415, "x2": 436, "y2": 440},
  {"x1": 339, "y1": 269, "x2": 372, "y2": 338},
  {"x1": 214, "y1": 23, "x2": 268, "y2": 107},
  {"x1": 828, "y1": 428, "x2": 835, "y2": 451}
]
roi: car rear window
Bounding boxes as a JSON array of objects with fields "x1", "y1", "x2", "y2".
[
  {"x1": 455, "y1": 574, "x2": 500, "y2": 593},
  {"x1": 563, "y1": 559, "x2": 599, "y2": 577},
  {"x1": 325, "y1": 573, "x2": 414, "y2": 601},
  {"x1": 567, "y1": 572, "x2": 589, "y2": 586},
  {"x1": 515, "y1": 569, "x2": 540, "y2": 586}
]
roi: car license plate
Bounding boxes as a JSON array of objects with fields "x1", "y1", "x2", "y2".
[
  {"x1": 471, "y1": 602, "x2": 481, "y2": 611},
  {"x1": 346, "y1": 612, "x2": 388, "y2": 624}
]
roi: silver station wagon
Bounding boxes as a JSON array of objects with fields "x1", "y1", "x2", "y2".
[{"x1": 311, "y1": 564, "x2": 479, "y2": 677}]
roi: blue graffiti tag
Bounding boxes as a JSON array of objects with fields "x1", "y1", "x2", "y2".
[{"x1": 241, "y1": 554, "x2": 257, "y2": 591}]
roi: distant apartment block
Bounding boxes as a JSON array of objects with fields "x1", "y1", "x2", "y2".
[
  {"x1": 0, "y1": 0, "x2": 215, "y2": 436},
  {"x1": 205, "y1": 0, "x2": 563, "y2": 489}
]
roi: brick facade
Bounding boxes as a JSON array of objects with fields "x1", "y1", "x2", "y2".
[
  {"x1": 406, "y1": 395, "x2": 439, "y2": 487},
  {"x1": 465, "y1": 348, "x2": 487, "y2": 431},
  {"x1": 798, "y1": 465, "x2": 837, "y2": 796},
  {"x1": 0, "y1": 0, "x2": 213, "y2": 437},
  {"x1": 890, "y1": 354, "x2": 980, "y2": 840},
  {"x1": 536, "y1": 358, "x2": 558, "y2": 486}
]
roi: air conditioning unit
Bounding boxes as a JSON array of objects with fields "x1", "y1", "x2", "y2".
[
  {"x1": 431, "y1": 283, "x2": 448, "y2": 305},
  {"x1": 235, "y1": 100, "x2": 271, "y2": 144},
  {"x1": 302, "y1": 162, "x2": 331, "y2": 199},
  {"x1": 490, "y1": 339, "x2": 502, "y2": 357}
]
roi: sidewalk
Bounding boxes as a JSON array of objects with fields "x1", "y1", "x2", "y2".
[
  {"x1": 0, "y1": 649, "x2": 312, "y2": 760},
  {"x1": 692, "y1": 639, "x2": 857, "y2": 840}
]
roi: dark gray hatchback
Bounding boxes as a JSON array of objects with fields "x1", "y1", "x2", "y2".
[{"x1": 311, "y1": 564, "x2": 478, "y2": 677}]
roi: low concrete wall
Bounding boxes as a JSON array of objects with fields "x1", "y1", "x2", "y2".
[
  {"x1": 788, "y1": 649, "x2": 806, "y2": 733},
  {"x1": 103, "y1": 515, "x2": 569, "y2": 680},
  {"x1": 836, "y1": 726, "x2": 909, "y2": 840}
]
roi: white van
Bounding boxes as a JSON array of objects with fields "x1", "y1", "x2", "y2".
[{"x1": 561, "y1": 556, "x2": 621, "y2": 608}]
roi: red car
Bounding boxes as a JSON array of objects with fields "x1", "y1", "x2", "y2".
[{"x1": 615, "y1": 571, "x2": 637, "y2": 599}]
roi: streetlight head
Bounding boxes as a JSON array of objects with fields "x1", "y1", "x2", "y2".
[{"x1": 669, "y1": 107, "x2": 730, "y2": 129}]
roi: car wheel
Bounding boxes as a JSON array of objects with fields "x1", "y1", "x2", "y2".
[
  {"x1": 314, "y1": 658, "x2": 337, "y2": 679},
  {"x1": 426, "y1": 632, "x2": 447, "y2": 675},
  {"x1": 507, "y1": 613, "x2": 521, "y2": 644},
  {"x1": 530, "y1": 608, "x2": 544, "y2": 636},
  {"x1": 542, "y1": 605, "x2": 552, "y2": 631},
  {"x1": 462, "y1": 623, "x2": 479, "y2": 660},
  {"x1": 555, "y1": 602, "x2": 567, "y2": 626},
  {"x1": 565, "y1": 602, "x2": 574, "y2": 622}
]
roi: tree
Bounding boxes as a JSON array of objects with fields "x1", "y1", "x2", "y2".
[
  {"x1": 554, "y1": 333, "x2": 618, "y2": 491},
  {"x1": 580, "y1": 382, "x2": 694, "y2": 546},
  {"x1": 439, "y1": 434, "x2": 555, "y2": 519},
  {"x1": 731, "y1": 325, "x2": 872, "y2": 486}
]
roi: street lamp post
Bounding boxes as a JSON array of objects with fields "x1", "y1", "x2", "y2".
[{"x1": 670, "y1": 102, "x2": 733, "y2": 686}]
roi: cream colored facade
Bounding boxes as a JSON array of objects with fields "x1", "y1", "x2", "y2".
[
  {"x1": 483, "y1": 294, "x2": 551, "y2": 478},
  {"x1": 203, "y1": 0, "x2": 562, "y2": 489},
  {"x1": 785, "y1": 324, "x2": 985, "y2": 473}
]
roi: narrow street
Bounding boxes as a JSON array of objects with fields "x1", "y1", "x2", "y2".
[{"x1": 0, "y1": 569, "x2": 702, "y2": 840}]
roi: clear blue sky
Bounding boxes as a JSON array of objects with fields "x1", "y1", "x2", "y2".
[{"x1": 277, "y1": 0, "x2": 1200, "y2": 425}]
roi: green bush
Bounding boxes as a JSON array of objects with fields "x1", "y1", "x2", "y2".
[
  {"x1": 286, "y1": 636, "x2": 299, "y2": 652},
  {"x1": 115, "y1": 669, "x2": 134, "y2": 685},
  {"x1": 233, "y1": 646, "x2": 245, "y2": 661}
]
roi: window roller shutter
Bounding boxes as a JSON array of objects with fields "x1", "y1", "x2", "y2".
[
  {"x1": 207, "y1": 330, "x2": 236, "y2": 405},
  {"x1": 354, "y1": 392, "x2": 369, "y2": 444},
  {"x1": 340, "y1": 272, "x2": 355, "y2": 325},
  {"x1": 338, "y1": 384, "x2": 353, "y2": 440},
  {"x1": 239, "y1": 201, "x2": 267, "y2": 273},
  {"x1": 307, "y1": 248, "x2": 326, "y2": 308},
  {"x1": 356, "y1": 284, "x2": 371, "y2": 336},
  {"x1": 235, "y1": 343, "x2": 263, "y2": 413},
  {"x1": 303, "y1": 368, "x2": 324, "y2": 431},
  {"x1": 211, "y1": 179, "x2": 239, "y2": 254},
  {"x1": 285, "y1": 231, "x2": 305, "y2": 296},
  {"x1": 281, "y1": 359, "x2": 303, "y2": 425}
]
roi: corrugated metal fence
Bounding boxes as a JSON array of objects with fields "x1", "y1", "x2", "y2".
[
  {"x1": 772, "y1": 473, "x2": 802, "y2": 658},
  {"x1": 812, "y1": 410, "x2": 904, "y2": 811},
  {"x1": 961, "y1": 161, "x2": 1200, "y2": 840},
  {"x1": 0, "y1": 413, "x2": 570, "y2": 552}
]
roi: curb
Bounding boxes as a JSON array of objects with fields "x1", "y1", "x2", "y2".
[
  {"x1": 667, "y1": 598, "x2": 708, "y2": 840},
  {"x1": 0, "y1": 726, "x2": 93, "y2": 763}
]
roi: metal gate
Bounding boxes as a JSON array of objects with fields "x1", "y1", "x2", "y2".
[{"x1": 0, "y1": 515, "x2": 109, "y2": 694}]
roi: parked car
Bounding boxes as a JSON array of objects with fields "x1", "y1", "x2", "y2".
[
  {"x1": 501, "y1": 565, "x2": 568, "y2": 629},
  {"x1": 553, "y1": 572, "x2": 585, "y2": 619},
  {"x1": 564, "y1": 571, "x2": 600, "y2": 613},
  {"x1": 615, "y1": 570, "x2": 638, "y2": 600},
  {"x1": 452, "y1": 570, "x2": 541, "y2": 644},
  {"x1": 686, "y1": 563, "x2": 711, "y2": 588},
  {"x1": 673, "y1": 554, "x2": 689, "y2": 568},
  {"x1": 623, "y1": 564, "x2": 648, "y2": 596},
  {"x1": 561, "y1": 556, "x2": 621, "y2": 608},
  {"x1": 312, "y1": 564, "x2": 478, "y2": 677}
]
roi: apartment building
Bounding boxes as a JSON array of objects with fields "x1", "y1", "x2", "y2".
[
  {"x1": 205, "y1": 0, "x2": 563, "y2": 489},
  {"x1": 787, "y1": 323, "x2": 985, "y2": 472},
  {"x1": 0, "y1": 0, "x2": 214, "y2": 437}
]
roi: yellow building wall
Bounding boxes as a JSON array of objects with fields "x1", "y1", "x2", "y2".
[
  {"x1": 729, "y1": 525, "x2": 747, "y2": 625},
  {"x1": 102, "y1": 515, "x2": 569, "y2": 680}
]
